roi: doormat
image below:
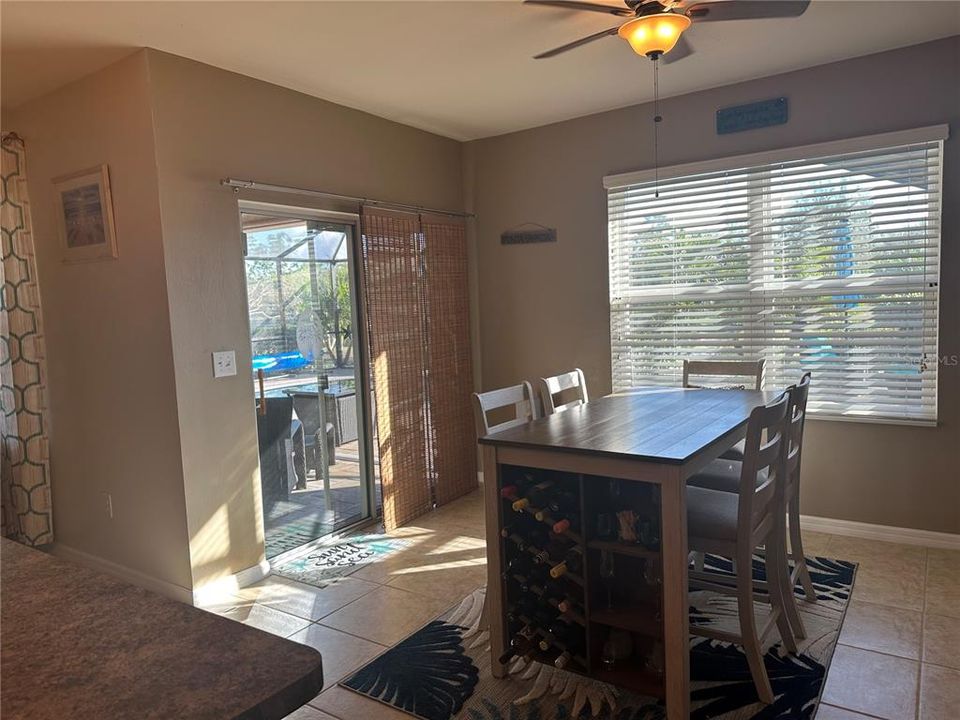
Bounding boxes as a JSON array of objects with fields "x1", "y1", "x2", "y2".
[
  {"x1": 272, "y1": 534, "x2": 411, "y2": 587},
  {"x1": 341, "y1": 553, "x2": 857, "y2": 720}
]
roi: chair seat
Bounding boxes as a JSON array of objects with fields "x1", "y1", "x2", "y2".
[
  {"x1": 686, "y1": 485, "x2": 739, "y2": 542},
  {"x1": 720, "y1": 438, "x2": 746, "y2": 461},
  {"x1": 687, "y1": 458, "x2": 767, "y2": 494}
]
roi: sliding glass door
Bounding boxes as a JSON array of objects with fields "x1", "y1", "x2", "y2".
[{"x1": 240, "y1": 202, "x2": 378, "y2": 560}]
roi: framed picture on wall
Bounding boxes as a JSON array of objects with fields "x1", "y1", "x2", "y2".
[{"x1": 52, "y1": 164, "x2": 118, "y2": 263}]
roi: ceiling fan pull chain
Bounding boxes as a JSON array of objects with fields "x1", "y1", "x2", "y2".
[{"x1": 653, "y1": 56, "x2": 662, "y2": 198}]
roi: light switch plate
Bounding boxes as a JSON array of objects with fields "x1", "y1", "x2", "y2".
[{"x1": 212, "y1": 350, "x2": 237, "y2": 378}]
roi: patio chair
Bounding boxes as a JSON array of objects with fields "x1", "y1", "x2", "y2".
[{"x1": 255, "y1": 397, "x2": 306, "y2": 505}]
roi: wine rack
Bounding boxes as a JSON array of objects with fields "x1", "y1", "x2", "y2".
[{"x1": 497, "y1": 464, "x2": 666, "y2": 698}]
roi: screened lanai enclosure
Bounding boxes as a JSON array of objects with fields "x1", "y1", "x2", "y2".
[{"x1": 242, "y1": 209, "x2": 379, "y2": 559}]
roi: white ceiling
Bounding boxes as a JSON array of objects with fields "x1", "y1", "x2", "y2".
[{"x1": 2, "y1": 1, "x2": 958, "y2": 140}]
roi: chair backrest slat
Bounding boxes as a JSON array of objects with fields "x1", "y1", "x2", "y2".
[
  {"x1": 736, "y1": 390, "x2": 790, "y2": 538},
  {"x1": 682, "y1": 359, "x2": 766, "y2": 391},
  {"x1": 539, "y1": 368, "x2": 589, "y2": 416},
  {"x1": 786, "y1": 373, "x2": 812, "y2": 490},
  {"x1": 473, "y1": 381, "x2": 538, "y2": 438}
]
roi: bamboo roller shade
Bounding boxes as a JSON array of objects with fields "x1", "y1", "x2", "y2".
[{"x1": 360, "y1": 208, "x2": 476, "y2": 530}]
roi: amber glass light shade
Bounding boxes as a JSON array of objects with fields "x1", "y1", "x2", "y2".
[{"x1": 617, "y1": 13, "x2": 692, "y2": 58}]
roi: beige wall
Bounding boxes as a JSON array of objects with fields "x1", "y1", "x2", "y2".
[
  {"x1": 467, "y1": 37, "x2": 960, "y2": 534},
  {"x1": 144, "y1": 50, "x2": 465, "y2": 588},
  {"x1": 6, "y1": 38, "x2": 956, "y2": 599},
  {"x1": 6, "y1": 52, "x2": 193, "y2": 589},
  {"x1": 5, "y1": 48, "x2": 464, "y2": 593}
]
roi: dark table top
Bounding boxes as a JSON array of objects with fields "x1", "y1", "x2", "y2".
[
  {"x1": 0, "y1": 539, "x2": 323, "y2": 720},
  {"x1": 479, "y1": 387, "x2": 773, "y2": 464}
]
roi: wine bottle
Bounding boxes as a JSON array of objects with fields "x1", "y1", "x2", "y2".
[
  {"x1": 507, "y1": 567, "x2": 551, "y2": 595},
  {"x1": 538, "y1": 620, "x2": 583, "y2": 652},
  {"x1": 532, "y1": 540, "x2": 569, "y2": 565},
  {"x1": 533, "y1": 507, "x2": 551, "y2": 523},
  {"x1": 505, "y1": 608, "x2": 525, "y2": 625},
  {"x1": 512, "y1": 480, "x2": 554, "y2": 513},
  {"x1": 502, "y1": 531, "x2": 529, "y2": 551},
  {"x1": 546, "y1": 618, "x2": 577, "y2": 643},
  {"x1": 506, "y1": 601, "x2": 555, "y2": 633},
  {"x1": 518, "y1": 578, "x2": 547, "y2": 597},
  {"x1": 547, "y1": 491, "x2": 578, "y2": 516},
  {"x1": 506, "y1": 554, "x2": 535, "y2": 577},
  {"x1": 500, "y1": 485, "x2": 519, "y2": 501},
  {"x1": 539, "y1": 583, "x2": 582, "y2": 615},
  {"x1": 549, "y1": 547, "x2": 584, "y2": 579},
  {"x1": 497, "y1": 633, "x2": 537, "y2": 665},
  {"x1": 517, "y1": 470, "x2": 540, "y2": 490},
  {"x1": 556, "y1": 597, "x2": 583, "y2": 615},
  {"x1": 527, "y1": 523, "x2": 553, "y2": 547},
  {"x1": 525, "y1": 481, "x2": 555, "y2": 508},
  {"x1": 554, "y1": 633, "x2": 587, "y2": 669},
  {"x1": 552, "y1": 512, "x2": 581, "y2": 535}
]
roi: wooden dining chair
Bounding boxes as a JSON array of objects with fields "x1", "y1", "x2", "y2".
[
  {"x1": 785, "y1": 374, "x2": 815, "y2": 598},
  {"x1": 686, "y1": 390, "x2": 796, "y2": 705},
  {"x1": 472, "y1": 382, "x2": 539, "y2": 633},
  {"x1": 473, "y1": 381, "x2": 539, "y2": 439},
  {"x1": 681, "y1": 359, "x2": 763, "y2": 462},
  {"x1": 682, "y1": 359, "x2": 766, "y2": 391},
  {"x1": 695, "y1": 374, "x2": 817, "y2": 607},
  {"x1": 538, "y1": 368, "x2": 588, "y2": 416}
]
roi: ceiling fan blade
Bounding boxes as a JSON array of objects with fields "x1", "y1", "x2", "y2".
[
  {"x1": 661, "y1": 35, "x2": 695, "y2": 63},
  {"x1": 524, "y1": 0, "x2": 634, "y2": 16},
  {"x1": 686, "y1": 0, "x2": 810, "y2": 22},
  {"x1": 534, "y1": 25, "x2": 622, "y2": 58}
]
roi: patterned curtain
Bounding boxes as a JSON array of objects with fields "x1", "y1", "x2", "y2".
[{"x1": 1, "y1": 132, "x2": 53, "y2": 546}]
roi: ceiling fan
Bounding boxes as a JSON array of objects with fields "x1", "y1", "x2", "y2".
[{"x1": 526, "y1": 0, "x2": 811, "y2": 62}]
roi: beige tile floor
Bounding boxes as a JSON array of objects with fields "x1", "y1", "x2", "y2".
[{"x1": 200, "y1": 490, "x2": 960, "y2": 720}]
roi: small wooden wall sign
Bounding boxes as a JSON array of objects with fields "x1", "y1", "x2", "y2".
[
  {"x1": 716, "y1": 97, "x2": 788, "y2": 135},
  {"x1": 500, "y1": 227, "x2": 557, "y2": 245}
]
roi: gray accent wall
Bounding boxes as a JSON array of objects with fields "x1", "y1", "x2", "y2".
[{"x1": 466, "y1": 37, "x2": 960, "y2": 534}]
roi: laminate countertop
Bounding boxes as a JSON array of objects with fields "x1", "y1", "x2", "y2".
[{"x1": 0, "y1": 538, "x2": 323, "y2": 719}]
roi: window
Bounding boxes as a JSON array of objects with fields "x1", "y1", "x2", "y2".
[{"x1": 606, "y1": 126, "x2": 946, "y2": 423}]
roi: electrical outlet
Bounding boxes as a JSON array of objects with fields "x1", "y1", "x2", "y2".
[
  {"x1": 102, "y1": 492, "x2": 114, "y2": 520},
  {"x1": 212, "y1": 350, "x2": 237, "y2": 378}
]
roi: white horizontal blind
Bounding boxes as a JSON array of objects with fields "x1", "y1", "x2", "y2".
[{"x1": 608, "y1": 134, "x2": 943, "y2": 422}]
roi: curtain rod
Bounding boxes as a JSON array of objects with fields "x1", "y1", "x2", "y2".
[{"x1": 221, "y1": 178, "x2": 474, "y2": 219}]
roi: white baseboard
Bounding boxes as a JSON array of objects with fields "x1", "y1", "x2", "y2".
[
  {"x1": 49, "y1": 543, "x2": 194, "y2": 604},
  {"x1": 191, "y1": 559, "x2": 271, "y2": 606},
  {"x1": 800, "y1": 515, "x2": 960, "y2": 550},
  {"x1": 49, "y1": 542, "x2": 272, "y2": 606}
]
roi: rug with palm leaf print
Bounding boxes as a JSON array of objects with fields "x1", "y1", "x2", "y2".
[{"x1": 341, "y1": 554, "x2": 856, "y2": 720}]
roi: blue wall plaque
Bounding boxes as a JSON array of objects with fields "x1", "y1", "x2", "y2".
[{"x1": 716, "y1": 97, "x2": 788, "y2": 135}]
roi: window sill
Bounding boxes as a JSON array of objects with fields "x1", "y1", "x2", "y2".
[{"x1": 807, "y1": 413, "x2": 938, "y2": 429}]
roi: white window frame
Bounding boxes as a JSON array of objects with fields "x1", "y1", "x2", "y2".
[{"x1": 604, "y1": 125, "x2": 948, "y2": 427}]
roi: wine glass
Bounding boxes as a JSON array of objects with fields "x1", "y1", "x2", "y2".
[
  {"x1": 596, "y1": 512, "x2": 615, "y2": 541},
  {"x1": 599, "y1": 550, "x2": 616, "y2": 609},
  {"x1": 601, "y1": 638, "x2": 618, "y2": 671}
]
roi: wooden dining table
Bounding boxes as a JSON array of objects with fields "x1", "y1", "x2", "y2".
[{"x1": 479, "y1": 386, "x2": 773, "y2": 720}]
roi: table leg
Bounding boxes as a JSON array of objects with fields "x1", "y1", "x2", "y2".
[
  {"x1": 660, "y1": 467, "x2": 690, "y2": 720},
  {"x1": 482, "y1": 445, "x2": 506, "y2": 679}
]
